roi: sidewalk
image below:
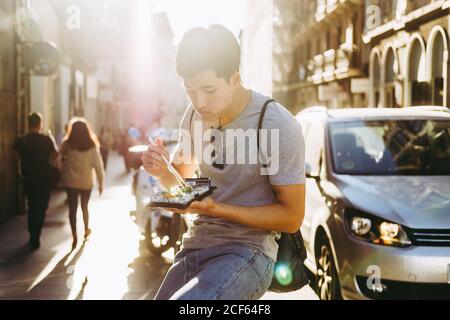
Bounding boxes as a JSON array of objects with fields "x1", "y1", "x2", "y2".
[
  {"x1": 0, "y1": 189, "x2": 75, "y2": 298},
  {"x1": 0, "y1": 152, "x2": 318, "y2": 300},
  {"x1": 0, "y1": 152, "x2": 164, "y2": 299}
]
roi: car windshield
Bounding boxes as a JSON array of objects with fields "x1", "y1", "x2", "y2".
[{"x1": 328, "y1": 119, "x2": 450, "y2": 175}]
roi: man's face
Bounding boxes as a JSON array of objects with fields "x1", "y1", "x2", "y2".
[{"x1": 182, "y1": 69, "x2": 238, "y2": 121}]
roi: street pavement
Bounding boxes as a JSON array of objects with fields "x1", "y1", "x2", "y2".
[{"x1": 0, "y1": 152, "x2": 318, "y2": 300}]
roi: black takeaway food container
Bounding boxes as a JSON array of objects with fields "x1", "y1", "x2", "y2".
[{"x1": 149, "y1": 178, "x2": 217, "y2": 210}]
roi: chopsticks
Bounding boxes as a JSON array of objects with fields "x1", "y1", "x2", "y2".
[{"x1": 148, "y1": 137, "x2": 186, "y2": 188}]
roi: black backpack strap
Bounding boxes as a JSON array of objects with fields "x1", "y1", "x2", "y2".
[
  {"x1": 188, "y1": 107, "x2": 195, "y2": 146},
  {"x1": 258, "y1": 99, "x2": 275, "y2": 168}
]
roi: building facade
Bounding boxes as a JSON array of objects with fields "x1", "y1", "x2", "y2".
[
  {"x1": 0, "y1": 0, "x2": 125, "y2": 224},
  {"x1": 365, "y1": 0, "x2": 450, "y2": 108},
  {"x1": 0, "y1": 0, "x2": 19, "y2": 223},
  {"x1": 294, "y1": 0, "x2": 369, "y2": 111},
  {"x1": 241, "y1": 0, "x2": 369, "y2": 113}
]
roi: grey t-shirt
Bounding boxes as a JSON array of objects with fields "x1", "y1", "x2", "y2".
[{"x1": 176, "y1": 90, "x2": 305, "y2": 261}]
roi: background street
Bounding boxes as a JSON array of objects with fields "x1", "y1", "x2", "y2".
[
  {"x1": 2, "y1": 0, "x2": 448, "y2": 301},
  {"x1": 0, "y1": 153, "x2": 318, "y2": 300}
]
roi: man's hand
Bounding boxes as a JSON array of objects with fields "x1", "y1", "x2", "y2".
[
  {"x1": 142, "y1": 137, "x2": 170, "y2": 178},
  {"x1": 168, "y1": 197, "x2": 218, "y2": 216}
]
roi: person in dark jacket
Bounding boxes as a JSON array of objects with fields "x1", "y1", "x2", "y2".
[{"x1": 14, "y1": 112, "x2": 59, "y2": 250}]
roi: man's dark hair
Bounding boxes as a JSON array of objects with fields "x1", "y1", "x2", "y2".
[
  {"x1": 28, "y1": 112, "x2": 42, "y2": 129},
  {"x1": 176, "y1": 24, "x2": 241, "y2": 80}
]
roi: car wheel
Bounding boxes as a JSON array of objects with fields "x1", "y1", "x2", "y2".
[{"x1": 315, "y1": 234, "x2": 342, "y2": 300}]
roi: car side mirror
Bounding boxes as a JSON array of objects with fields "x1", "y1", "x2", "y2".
[
  {"x1": 305, "y1": 162, "x2": 319, "y2": 178},
  {"x1": 305, "y1": 163, "x2": 312, "y2": 177}
]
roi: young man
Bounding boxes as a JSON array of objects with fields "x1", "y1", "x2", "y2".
[
  {"x1": 142, "y1": 25, "x2": 306, "y2": 300},
  {"x1": 14, "y1": 112, "x2": 58, "y2": 250}
]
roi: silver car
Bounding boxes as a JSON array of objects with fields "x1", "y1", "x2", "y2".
[{"x1": 296, "y1": 106, "x2": 450, "y2": 300}]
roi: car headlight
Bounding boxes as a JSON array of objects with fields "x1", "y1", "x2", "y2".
[
  {"x1": 346, "y1": 209, "x2": 411, "y2": 247},
  {"x1": 351, "y1": 217, "x2": 372, "y2": 236},
  {"x1": 376, "y1": 222, "x2": 411, "y2": 246}
]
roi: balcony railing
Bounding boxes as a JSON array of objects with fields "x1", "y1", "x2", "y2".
[
  {"x1": 315, "y1": 0, "x2": 327, "y2": 21},
  {"x1": 315, "y1": 0, "x2": 362, "y2": 21},
  {"x1": 336, "y1": 47, "x2": 352, "y2": 74},
  {"x1": 311, "y1": 53, "x2": 324, "y2": 83},
  {"x1": 305, "y1": 44, "x2": 358, "y2": 84},
  {"x1": 323, "y1": 49, "x2": 336, "y2": 81},
  {"x1": 296, "y1": 0, "x2": 362, "y2": 44}
]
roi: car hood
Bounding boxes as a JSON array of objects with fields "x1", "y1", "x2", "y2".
[{"x1": 333, "y1": 175, "x2": 450, "y2": 229}]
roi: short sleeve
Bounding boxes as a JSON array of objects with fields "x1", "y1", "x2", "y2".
[{"x1": 261, "y1": 103, "x2": 306, "y2": 185}]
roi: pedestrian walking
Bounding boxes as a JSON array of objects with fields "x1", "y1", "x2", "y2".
[
  {"x1": 99, "y1": 126, "x2": 114, "y2": 171},
  {"x1": 119, "y1": 128, "x2": 133, "y2": 173},
  {"x1": 60, "y1": 118, "x2": 105, "y2": 250},
  {"x1": 14, "y1": 112, "x2": 59, "y2": 250}
]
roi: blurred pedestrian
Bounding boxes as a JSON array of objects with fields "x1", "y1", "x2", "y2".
[
  {"x1": 14, "y1": 112, "x2": 59, "y2": 250},
  {"x1": 99, "y1": 126, "x2": 114, "y2": 171},
  {"x1": 119, "y1": 126, "x2": 137, "y2": 173},
  {"x1": 60, "y1": 118, "x2": 105, "y2": 250}
]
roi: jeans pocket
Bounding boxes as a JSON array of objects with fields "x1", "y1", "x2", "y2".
[{"x1": 250, "y1": 253, "x2": 275, "y2": 300}]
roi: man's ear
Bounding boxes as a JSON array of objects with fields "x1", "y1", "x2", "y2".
[{"x1": 230, "y1": 72, "x2": 241, "y2": 88}]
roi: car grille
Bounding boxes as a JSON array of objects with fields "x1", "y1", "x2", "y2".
[
  {"x1": 408, "y1": 228, "x2": 450, "y2": 247},
  {"x1": 356, "y1": 276, "x2": 450, "y2": 299}
]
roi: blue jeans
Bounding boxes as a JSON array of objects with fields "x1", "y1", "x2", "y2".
[{"x1": 155, "y1": 244, "x2": 275, "y2": 300}]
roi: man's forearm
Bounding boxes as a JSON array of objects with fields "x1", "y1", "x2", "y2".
[
  {"x1": 209, "y1": 202, "x2": 303, "y2": 234},
  {"x1": 156, "y1": 167, "x2": 180, "y2": 191}
]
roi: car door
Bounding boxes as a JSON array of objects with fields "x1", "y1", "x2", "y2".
[{"x1": 300, "y1": 119, "x2": 326, "y2": 269}]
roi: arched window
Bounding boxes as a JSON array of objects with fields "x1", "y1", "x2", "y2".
[
  {"x1": 428, "y1": 27, "x2": 448, "y2": 107},
  {"x1": 407, "y1": 36, "x2": 430, "y2": 106},
  {"x1": 370, "y1": 49, "x2": 382, "y2": 108},
  {"x1": 383, "y1": 47, "x2": 397, "y2": 107}
]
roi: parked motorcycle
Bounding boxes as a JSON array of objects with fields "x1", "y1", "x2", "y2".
[{"x1": 128, "y1": 144, "x2": 191, "y2": 255}]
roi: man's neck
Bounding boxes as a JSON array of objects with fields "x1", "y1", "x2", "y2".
[
  {"x1": 29, "y1": 128, "x2": 41, "y2": 134},
  {"x1": 219, "y1": 86, "x2": 251, "y2": 127}
]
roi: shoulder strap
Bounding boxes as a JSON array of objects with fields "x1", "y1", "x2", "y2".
[
  {"x1": 189, "y1": 107, "x2": 195, "y2": 127},
  {"x1": 258, "y1": 99, "x2": 275, "y2": 168},
  {"x1": 189, "y1": 107, "x2": 195, "y2": 146}
]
